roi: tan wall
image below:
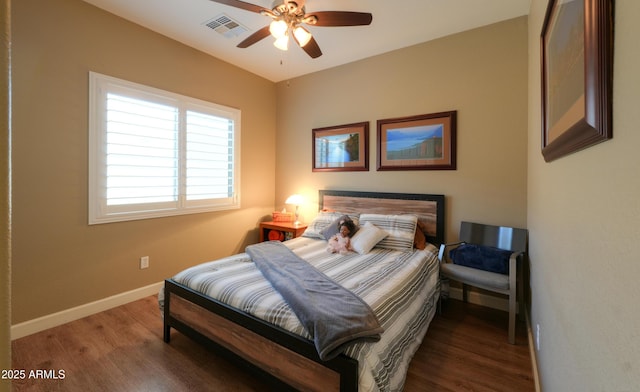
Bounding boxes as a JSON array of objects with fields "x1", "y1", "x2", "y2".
[
  {"x1": 11, "y1": 0, "x2": 277, "y2": 323},
  {"x1": 1, "y1": 1, "x2": 12, "y2": 388},
  {"x1": 527, "y1": 1, "x2": 640, "y2": 390},
  {"x1": 275, "y1": 17, "x2": 529, "y2": 244}
]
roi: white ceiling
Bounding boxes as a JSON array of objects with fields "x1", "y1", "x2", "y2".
[{"x1": 82, "y1": 0, "x2": 530, "y2": 82}]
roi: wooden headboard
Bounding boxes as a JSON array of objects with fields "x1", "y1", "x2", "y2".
[{"x1": 319, "y1": 190, "x2": 445, "y2": 245}]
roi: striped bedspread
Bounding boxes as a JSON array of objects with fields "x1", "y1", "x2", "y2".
[{"x1": 172, "y1": 236, "x2": 441, "y2": 392}]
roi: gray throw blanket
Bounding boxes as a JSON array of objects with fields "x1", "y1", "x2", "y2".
[{"x1": 245, "y1": 241, "x2": 384, "y2": 361}]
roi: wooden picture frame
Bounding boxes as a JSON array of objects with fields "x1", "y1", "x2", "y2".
[
  {"x1": 540, "y1": 0, "x2": 614, "y2": 162},
  {"x1": 312, "y1": 122, "x2": 369, "y2": 172},
  {"x1": 377, "y1": 111, "x2": 456, "y2": 171}
]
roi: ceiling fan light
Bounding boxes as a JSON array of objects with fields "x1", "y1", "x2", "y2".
[
  {"x1": 286, "y1": 1, "x2": 299, "y2": 14},
  {"x1": 274, "y1": 34, "x2": 289, "y2": 51},
  {"x1": 269, "y1": 20, "x2": 288, "y2": 39},
  {"x1": 293, "y1": 26, "x2": 312, "y2": 47}
]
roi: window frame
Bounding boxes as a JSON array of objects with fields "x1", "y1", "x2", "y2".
[{"x1": 88, "y1": 72, "x2": 241, "y2": 225}]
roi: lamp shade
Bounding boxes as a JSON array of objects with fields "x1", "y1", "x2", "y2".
[
  {"x1": 285, "y1": 194, "x2": 304, "y2": 206},
  {"x1": 269, "y1": 20, "x2": 288, "y2": 38},
  {"x1": 273, "y1": 34, "x2": 289, "y2": 51}
]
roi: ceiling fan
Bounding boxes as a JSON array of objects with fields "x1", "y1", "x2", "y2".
[{"x1": 209, "y1": 0, "x2": 373, "y2": 58}]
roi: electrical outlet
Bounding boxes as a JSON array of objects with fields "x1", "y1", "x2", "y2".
[
  {"x1": 140, "y1": 256, "x2": 149, "y2": 269},
  {"x1": 536, "y1": 323, "x2": 541, "y2": 351}
]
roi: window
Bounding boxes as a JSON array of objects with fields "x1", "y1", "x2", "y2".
[{"x1": 89, "y1": 72, "x2": 240, "y2": 224}]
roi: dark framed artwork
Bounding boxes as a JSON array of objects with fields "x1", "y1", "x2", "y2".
[
  {"x1": 540, "y1": 0, "x2": 614, "y2": 162},
  {"x1": 312, "y1": 122, "x2": 369, "y2": 172},
  {"x1": 377, "y1": 111, "x2": 456, "y2": 171}
]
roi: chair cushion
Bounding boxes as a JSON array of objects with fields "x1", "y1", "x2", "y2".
[
  {"x1": 449, "y1": 243, "x2": 511, "y2": 275},
  {"x1": 440, "y1": 263, "x2": 510, "y2": 291}
]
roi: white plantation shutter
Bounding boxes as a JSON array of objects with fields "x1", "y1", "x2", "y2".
[
  {"x1": 185, "y1": 109, "x2": 234, "y2": 202},
  {"x1": 106, "y1": 94, "x2": 179, "y2": 206},
  {"x1": 89, "y1": 72, "x2": 240, "y2": 224}
]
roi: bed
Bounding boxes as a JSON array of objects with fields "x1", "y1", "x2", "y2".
[{"x1": 162, "y1": 190, "x2": 445, "y2": 391}]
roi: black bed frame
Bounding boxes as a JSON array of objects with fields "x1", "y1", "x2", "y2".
[
  {"x1": 164, "y1": 279, "x2": 358, "y2": 391},
  {"x1": 163, "y1": 190, "x2": 445, "y2": 391}
]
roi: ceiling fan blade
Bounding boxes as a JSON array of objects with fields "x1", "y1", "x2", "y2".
[
  {"x1": 208, "y1": 0, "x2": 267, "y2": 14},
  {"x1": 306, "y1": 11, "x2": 373, "y2": 27},
  {"x1": 299, "y1": 36, "x2": 322, "y2": 58},
  {"x1": 237, "y1": 26, "x2": 270, "y2": 48}
]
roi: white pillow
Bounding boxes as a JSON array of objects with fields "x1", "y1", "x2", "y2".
[
  {"x1": 358, "y1": 214, "x2": 417, "y2": 251},
  {"x1": 350, "y1": 222, "x2": 388, "y2": 254}
]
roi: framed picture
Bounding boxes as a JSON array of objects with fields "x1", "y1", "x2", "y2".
[
  {"x1": 312, "y1": 122, "x2": 369, "y2": 172},
  {"x1": 377, "y1": 111, "x2": 457, "y2": 171},
  {"x1": 540, "y1": 0, "x2": 614, "y2": 162}
]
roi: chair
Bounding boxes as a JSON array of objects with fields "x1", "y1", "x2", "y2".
[{"x1": 438, "y1": 221, "x2": 528, "y2": 344}]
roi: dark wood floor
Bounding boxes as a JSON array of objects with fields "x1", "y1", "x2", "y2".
[{"x1": 11, "y1": 296, "x2": 534, "y2": 391}]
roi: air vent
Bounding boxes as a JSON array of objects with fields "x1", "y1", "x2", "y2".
[{"x1": 203, "y1": 14, "x2": 248, "y2": 38}]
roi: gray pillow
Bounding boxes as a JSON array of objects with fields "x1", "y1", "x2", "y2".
[{"x1": 320, "y1": 215, "x2": 358, "y2": 240}]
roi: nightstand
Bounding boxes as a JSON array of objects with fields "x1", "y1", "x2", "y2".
[{"x1": 259, "y1": 221, "x2": 308, "y2": 242}]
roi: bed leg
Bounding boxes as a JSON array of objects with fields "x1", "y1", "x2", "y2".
[
  {"x1": 164, "y1": 323, "x2": 171, "y2": 343},
  {"x1": 163, "y1": 284, "x2": 171, "y2": 343}
]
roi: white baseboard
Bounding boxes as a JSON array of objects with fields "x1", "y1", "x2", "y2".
[
  {"x1": 11, "y1": 281, "x2": 164, "y2": 340},
  {"x1": 446, "y1": 286, "x2": 509, "y2": 311},
  {"x1": 525, "y1": 309, "x2": 542, "y2": 392}
]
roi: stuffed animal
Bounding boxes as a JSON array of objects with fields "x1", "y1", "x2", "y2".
[
  {"x1": 327, "y1": 232, "x2": 352, "y2": 255},
  {"x1": 326, "y1": 219, "x2": 356, "y2": 255}
]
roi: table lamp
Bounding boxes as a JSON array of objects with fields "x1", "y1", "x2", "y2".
[{"x1": 285, "y1": 194, "x2": 304, "y2": 226}]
